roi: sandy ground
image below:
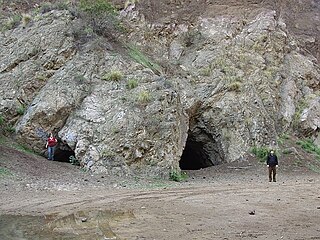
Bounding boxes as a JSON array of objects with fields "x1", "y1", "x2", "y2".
[{"x1": 1, "y1": 144, "x2": 320, "y2": 240}]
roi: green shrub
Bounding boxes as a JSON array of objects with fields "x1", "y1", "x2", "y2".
[
  {"x1": 307, "y1": 163, "x2": 320, "y2": 173},
  {"x1": 84, "y1": 27, "x2": 94, "y2": 35},
  {"x1": 101, "y1": 150, "x2": 115, "y2": 158},
  {"x1": 35, "y1": 74, "x2": 48, "y2": 81},
  {"x1": 297, "y1": 139, "x2": 315, "y2": 152},
  {"x1": 0, "y1": 167, "x2": 12, "y2": 177},
  {"x1": 0, "y1": 115, "x2": 4, "y2": 125},
  {"x1": 137, "y1": 90, "x2": 151, "y2": 103},
  {"x1": 102, "y1": 70, "x2": 123, "y2": 81},
  {"x1": 278, "y1": 133, "x2": 290, "y2": 145},
  {"x1": 22, "y1": 14, "x2": 32, "y2": 27},
  {"x1": 227, "y1": 81, "x2": 241, "y2": 92},
  {"x1": 16, "y1": 106, "x2": 25, "y2": 115},
  {"x1": 169, "y1": 170, "x2": 188, "y2": 182},
  {"x1": 69, "y1": 155, "x2": 80, "y2": 166},
  {"x1": 251, "y1": 146, "x2": 270, "y2": 162},
  {"x1": 38, "y1": 1, "x2": 70, "y2": 14},
  {"x1": 53, "y1": 1, "x2": 70, "y2": 11},
  {"x1": 296, "y1": 139, "x2": 320, "y2": 158},
  {"x1": 78, "y1": 0, "x2": 118, "y2": 36},
  {"x1": 5, "y1": 126, "x2": 15, "y2": 133},
  {"x1": 39, "y1": 2, "x2": 53, "y2": 14},
  {"x1": 16, "y1": 144, "x2": 35, "y2": 154},
  {"x1": 126, "y1": 79, "x2": 138, "y2": 89},
  {"x1": 79, "y1": 0, "x2": 117, "y2": 15},
  {"x1": 128, "y1": 45, "x2": 162, "y2": 74},
  {"x1": 2, "y1": 14, "x2": 22, "y2": 31},
  {"x1": 199, "y1": 66, "x2": 212, "y2": 77},
  {"x1": 0, "y1": 135, "x2": 5, "y2": 144}
]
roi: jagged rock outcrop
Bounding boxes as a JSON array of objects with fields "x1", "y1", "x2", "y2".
[
  {"x1": 0, "y1": 1, "x2": 319, "y2": 177},
  {"x1": 122, "y1": 2, "x2": 320, "y2": 162}
]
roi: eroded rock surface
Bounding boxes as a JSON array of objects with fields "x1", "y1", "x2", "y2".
[{"x1": 0, "y1": 1, "x2": 319, "y2": 177}]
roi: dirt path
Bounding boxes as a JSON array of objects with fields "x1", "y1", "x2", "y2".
[
  {"x1": 1, "y1": 145, "x2": 320, "y2": 239},
  {"x1": 1, "y1": 179, "x2": 320, "y2": 239}
]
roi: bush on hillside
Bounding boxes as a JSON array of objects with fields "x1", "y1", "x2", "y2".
[
  {"x1": 251, "y1": 146, "x2": 270, "y2": 162},
  {"x1": 102, "y1": 70, "x2": 123, "y2": 81},
  {"x1": 0, "y1": 115, "x2": 4, "y2": 125},
  {"x1": 126, "y1": 79, "x2": 138, "y2": 89},
  {"x1": 169, "y1": 170, "x2": 188, "y2": 182},
  {"x1": 296, "y1": 139, "x2": 320, "y2": 159},
  {"x1": 77, "y1": 0, "x2": 121, "y2": 40},
  {"x1": 137, "y1": 90, "x2": 151, "y2": 103}
]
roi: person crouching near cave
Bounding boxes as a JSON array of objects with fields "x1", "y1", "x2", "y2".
[
  {"x1": 46, "y1": 132, "x2": 57, "y2": 160},
  {"x1": 266, "y1": 150, "x2": 278, "y2": 182}
]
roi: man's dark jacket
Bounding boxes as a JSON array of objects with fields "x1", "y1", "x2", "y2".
[{"x1": 266, "y1": 154, "x2": 278, "y2": 167}]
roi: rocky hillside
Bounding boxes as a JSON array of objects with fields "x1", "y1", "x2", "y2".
[{"x1": 0, "y1": 0, "x2": 319, "y2": 177}]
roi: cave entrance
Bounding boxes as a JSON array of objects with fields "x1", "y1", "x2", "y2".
[
  {"x1": 179, "y1": 127, "x2": 224, "y2": 170},
  {"x1": 53, "y1": 145, "x2": 75, "y2": 163}
]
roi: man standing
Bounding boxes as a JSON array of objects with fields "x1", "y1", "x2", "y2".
[
  {"x1": 46, "y1": 132, "x2": 57, "y2": 160},
  {"x1": 266, "y1": 150, "x2": 278, "y2": 182}
]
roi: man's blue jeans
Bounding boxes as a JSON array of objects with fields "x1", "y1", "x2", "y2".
[{"x1": 48, "y1": 146, "x2": 55, "y2": 160}]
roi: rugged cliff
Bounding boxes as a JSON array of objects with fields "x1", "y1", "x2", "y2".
[{"x1": 0, "y1": 0, "x2": 319, "y2": 177}]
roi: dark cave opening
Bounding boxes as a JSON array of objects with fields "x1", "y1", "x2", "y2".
[
  {"x1": 179, "y1": 127, "x2": 224, "y2": 170},
  {"x1": 52, "y1": 146, "x2": 75, "y2": 163},
  {"x1": 180, "y1": 135, "x2": 214, "y2": 170}
]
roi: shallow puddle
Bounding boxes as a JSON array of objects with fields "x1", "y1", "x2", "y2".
[{"x1": 0, "y1": 209, "x2": 134, "y2": 240}]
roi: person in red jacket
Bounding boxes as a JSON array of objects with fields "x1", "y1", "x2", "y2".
[{"x1": 46, "y1": 132, "x2": 57, "y2": 160}]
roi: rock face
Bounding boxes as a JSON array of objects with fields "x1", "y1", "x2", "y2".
[{"x1": 0, "y1": 1, "x2": 319, "y2": 177}]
